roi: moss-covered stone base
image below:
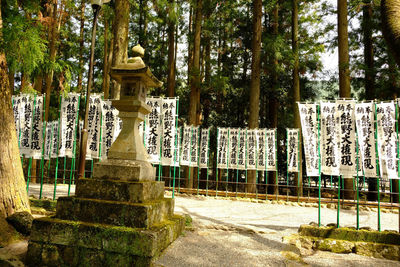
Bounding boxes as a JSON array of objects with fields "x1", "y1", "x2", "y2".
[
  {"x1": 291, "y1": 224, "x2": 400, "y2": 261},
  {"x1": 27, "y1": 215, "x2": 185, "y2": 267}
]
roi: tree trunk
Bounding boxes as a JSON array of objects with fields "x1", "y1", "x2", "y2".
[
  {"x1": 77, "y1": 0, "x2": 85, "y2": 92},
  {"x1": 381, "y1": 0, "x2": 400, "y2": 66},
  {"x1": 111, "y1": 0, "x2": 130, "y2": 100},
  {"x1": 247, "y1": 0, "x2": 262, "y2": 194},
  {"x1": 338, "y1": 0, "x2": 354, "y2": 199},
  {"x1": 166, "y1": 0, "x2": 176, "y2": 97},
  {"x1": 268, "y1": 3, "x2": 279, "y2": 196},
  {"x1": 33, "y1": 75, "x2": 43, "y2": 93},
  {"x1": 0, "y1": 0, "x2": 31, "y2": 223},
  {"x1": 8, "y1": 69, "x2": 14, "y2": 92},
  {"x1": 292, "y1": 0, "x2": 303, "y2": 197},
  {"x1": 363, "y1": 0, "x2": 375, "y2": 100},
  {"x1": 102, "y1": 15, "x2": 110, "y2": 99},
  {"x1": 43, "y1": 2, "x2": 58, "y2": 122}
]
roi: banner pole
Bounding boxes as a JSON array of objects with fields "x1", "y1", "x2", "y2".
[
  {"x1": 26, "y1": 94, "x2": 37, "y2": 194},
  {"x1": 197, "y1": 128, "x2": 201, "y2": 195},
  {"x1": 39, "y1": 94, "x2": 46, "y2": 199},
  {"x1": 172, "y1": 98, "x2": 179, "y2": 199},
  {"x1": 53, "y1": 95, "x2": 62, "y2": 200},
  {"x1": 236, "y1": 129, "x2": 241, "y2": 197},
  {"x1": 356, "y1": 133, "x2": 360, "y2": 230},
  {"x1": 216, "y1": 128, "x2": 220, "y2": 197},
  {"x1": 396, "y1": 100, "x2": 400, "y2": 232},
  {"x1": 206, "y1": 127, "x2": 210, "y2": 197},
  {"x1": 286, "y1": 129, "x2": 289, "y2": 202},
  {"x1": 297, "y1": 129, "x2": 301, "y2": 202},
  {"x1": 265, "y1": 130, "x2": 268, "y2": 200},
  {"x1": 255, "y1": 130, "x2": 259, "y2": 200},
  {"x1": 317, "y1": 104, "x2": 322, "y2": 227},
  {"x1": 275, "y1": 129, "x2": 278, "y2": 201},
  {"x1": 226, "y1": 129, "x2": 230, "y2": 197},
  {"x1": 188, "y1": 126, "x2": 193, "y2": 189},
  {"x1": 245, "y1": 129, "x2": 248, "y2": 198},
  {"x1": 47, "y1": 123, "x2": 54, "y2": 193},
  {"x1": 68, "y1": 95, "x2": 80, "y2": 196},
  {"x1": 337, "y1": 175, "x2": 341, "y2": 228},
  {"x1": 374, "y1": 102, "x2": 381, "y2": 231}
]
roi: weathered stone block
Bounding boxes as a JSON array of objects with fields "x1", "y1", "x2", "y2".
[
  {"x1": 75, "y1": 178, "x2": 164, "y2": 203},
  {"x1": 316, "y1": 238, "x2": 354, "y2": 253},
  {"x1": 28, "y1": 215, "x2": 185, "y2": 261},
  {"x1": 93, "y1": 159, "x2": 155, "y2": 181},
  {"x1": 55, "y1": 197, "x2": 174, "y2": 228}
]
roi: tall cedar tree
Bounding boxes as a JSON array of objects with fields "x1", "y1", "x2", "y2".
[
  {"x1": 338, "y1": 0, "x2": 354, "y2": 199},
  {"x1": 247, "y1": 0, "x2": 262, "y2": 194},
  {"x1": 0, "y1": 0, "x2": 31, "y2": 241},
  {"x1": 292, "y1": 0, "x2": 302, "y2": 196}
]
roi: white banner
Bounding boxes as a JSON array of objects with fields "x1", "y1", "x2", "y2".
[
  {"x1": 60, "y1": 93, "x2": 80, "y2": 158},
  {"x1": 190, "y1": 126, "x2": 199, "y2": 167},
  {"x1": 101, "y1": 100, "x2": 119, "y2": 159},
  {"x1": 145, "y1": 98, "x2": 162, "y2": 164},
  {"x1": 336, "y1": 100, "x2": 357, "y2": 177},
  {"x1": 320, "y1": 102, "x2": 340, "y2": 175},
  {"x1": 256, "y1": 129, "x2": 266, "y2": 171},
  {"x1": 19, "y1": 95, "x2": 33, "y2": 156},
  {"x1": 228, "y1": 128, "x2": 239, "y2": 169},
  {"x1": 30, "y1": 96, "x2": 44, "y2": 159},
  {"x1": 161, "y1": 98, "x2": 177, "y2": 166},
  {"x1": 180, "y1": 125, "x2": 191, "y2": 166},
  {"x1": 217, "y1": 128, "x2": 229, "y2": 169},
  {"x1": 51, "y1": 121, "x2": 60, "y2": 158},
  {"x1": 287, "y1": 128, "x2": 299, "y2": 173},
  {"x1": 237, "y1": 129, "x2": 246, "y2": 170},
  {"x1": 199, "y1": 128, "x2": 209, "y2": 168},
  {"x1": 355, "y1": 102, "x2": 377, "y2": 177},
  {"x1": 266, "y1": 129, "x2": 277, "y2": 171},
  {"x1": 87, "y1": 95, "x2": 103, "y2": 159},
  {"x1": 376, "y1": 102, "x2": 398, "y2": 179},
  {"x1": 246, "y1": 130, "x2": 257, "y2": 170},
  {"x1": 12, "y1": 95, "x2": 22, "y2": 143},
  {"x1": 44, "y1": 122, "x2": 53, "y2": 160},
  {"x1": 298, "y1": 103, "x2": 319, "y2": 176}
]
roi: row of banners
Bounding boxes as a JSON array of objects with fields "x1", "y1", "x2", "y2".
[
  {"x1": 12, "y1": 94, "x2": 400, "y2": 179},
  {"x1": 298, "y1": 100, "x2": 400, "y2": 179}
]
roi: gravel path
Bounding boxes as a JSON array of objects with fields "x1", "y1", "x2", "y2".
[{"x1": 156, "y1": 194, "x2": 400, "y2": 267}]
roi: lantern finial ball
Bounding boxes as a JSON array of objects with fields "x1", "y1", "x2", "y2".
[{"x1": 132, "y1": 44, "x2": 145, "y2": 58}]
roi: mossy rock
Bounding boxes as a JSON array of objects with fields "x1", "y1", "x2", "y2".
[
  {"x1": 316, "y1": 238, "x2": 354, "y2": 253},
  {"x1": 30, "y1": 198, "x2": 57, "y2": 212}
]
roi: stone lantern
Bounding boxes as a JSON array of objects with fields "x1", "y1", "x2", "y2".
[
  {"x1": 93, "y1": 44, "x2": 162, "y2": 181},
  {"x1": 26, "y1": 45, "x2": 185, "y2": 266}
]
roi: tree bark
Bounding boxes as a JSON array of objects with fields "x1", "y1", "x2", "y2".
[
  {"x1": 363, "y1": 0, "x2": 375, "y2": 100},
  {"x1": 43, "y1": 2, "x2": 58, "y2": 122},
  {"x1": 268, "y1": 3, "x2": 279, "y2": 196},
  {"x1": 166, "y1": 0, "x2": 176, "y2": 97},
  {"x1": 77, "y1": 0, "x2": 85, "y2": 92},
  {"x1": 102, "y1": 15, "x2": 110, "y2": 99},
  {"x1": 247, "y1": 0, "x2": 262, "y2": 194},
  {"x1": 8, "y1": 69, "x2": 14, "y2": 92},
  {"x1": 292, "y1": 0, "x2": 302, "y2": 197},
  {"x1": 111, "y1": 0, "x2": 130, "y2": 100},
  {"x1": 338, "y1": 0, "x2": 354, "y2": 199},
  {"x1": 0, "y1": 0, "x2": 31, "y2": 222},
  {"x1": 381, "y1": 0, "x2": 400, "y2": 66}
]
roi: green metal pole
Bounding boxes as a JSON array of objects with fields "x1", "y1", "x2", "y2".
[
  {"x1": 374, "y1": 102, "x2": 381, "y2": 231},
  {"x1": 39, "y1": 95, "x2": 46, "y2": 199},
  {"x1": 236, "y1": 130, "x2": 241, "y2": 197},
  {"x1": 317, "y1": 104, "x2": 322, "y2": 227},
  {"x1": 188, "y1": 127, "x2": 193, "y2": 189},
  {"x1": 47, "y1": 124, "x2": 54, "y2": 189},
  {"x1": 26, "y1": 94, "x2": 37, "y2": 194},
  {"x1": 68, "y1": 95, "x2": 80, "y2": 196},
  {"x1": 172, "y1": 98, "x2": 179, "y2": 199},
  {"x1": 255, "y1": 130, "x2": 259, "y2": 200},
  {"x1": 265, "y1": 130, "x2": 268, "y2": 201},
  {"x1": 63, "y1": 157, "x2": 67, "y2": 184},
  {"x1": 297, "y1": 129, "x2": 301, "y2": 202},
  {"x1": 197, "y1": 128, "x2": 201, "y2": 195},
  {"x1": 275, "y1": 129, "x2": 278, "y2": 201},
  {"x1": 396, "y1": 101, "x2": 400, "y2": 232},
  {"x1": 356, "y1": 134, "x2": 360, "y2": 230},
  {"x1": 53, "y1": 95, "x2": 62, "y2": 200},
  {"x1": 286, "y1": 129, "x2": 289, "y2": 202},
  {"x1": 226, "y1": 129, "x2": 230, "y2": 197},
  {"x1": 216, "y1": 128, "x2": 220, "y2": 197},
  {"x1": 337, "y1": 175, "x2": 341, "y2": 228},
  {"x1": 245, "y1": 129, "x2": 248, "y2": 197},
  {"x1": 206, "y1": 128, "x2": 210, "y2": 197}
]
